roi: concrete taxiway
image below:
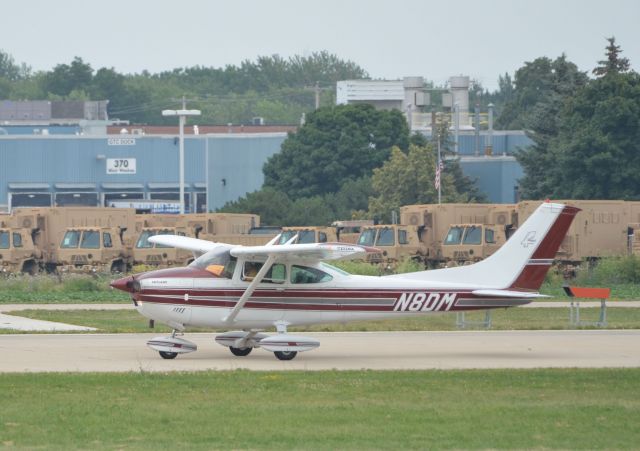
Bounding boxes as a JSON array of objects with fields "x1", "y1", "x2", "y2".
[{"x1": 1, "y1": 330, "x2": 639, "y2": 372}]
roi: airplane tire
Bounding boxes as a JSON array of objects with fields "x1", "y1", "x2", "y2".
[
  {"x1": 274, "y1": 351, "x2": 297, "y2": 361},
  {"x1": 229, "y1": 347, "x2": 252, "y2": 357},
  {"x1": 159, "y1": 351, "x2": 178, "y2": 359}
]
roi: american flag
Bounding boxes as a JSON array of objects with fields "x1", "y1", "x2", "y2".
[{"x1": 434, "y1": 160, "x2": 444, "y2": 189}]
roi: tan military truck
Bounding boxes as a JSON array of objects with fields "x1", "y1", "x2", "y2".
[
  {"x1": 331, "y1": 220, "x2": 374, "y2": 244},
  {"x1": 356, "y1": 224, "x2": 429, "y2": 265},
  {"x1": 57, "y1": 226, "x2": 131, "y2": 273},
  {"x1": 357, "y1": 203, "x2": 517, "y2": 266},
  {"x1": 11, "y1": 207, "x2": 136, "y2": 273},
  {"x1": 131, "y1": 212, "x2": 261, "y2": 267},
  {"x1": 0, "y1": 226, "x2": 41, "y2": 274},
  {"x1": 440, "y1": 223, "x2": 510, "y2": 266},
  {"x1": 516, "y1": 200, "x2": 636, "y2": 263}
]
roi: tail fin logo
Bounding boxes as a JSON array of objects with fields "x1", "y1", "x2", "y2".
[{"x1": 520, "y1": 231, "x2": 537, "y2": 248}]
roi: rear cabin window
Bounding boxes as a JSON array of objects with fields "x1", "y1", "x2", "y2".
[
  {"x1": 103, "y1": 232, "x2": 113, "y2": 248},
  {"x1": 80, "y1": 231, "x2": 100, "y2": 249},
  {"x1": 444, "y1": 227, "x2": 463, "y2": 245},
  {"x1": 357, "y1": 229, "x2": 376, "y2": 247},
  {"x1": 462, "y1": 226, "x2": 482, "y2": 245},
  {"x1": 376, "y1": 228, "x2": 395, "y2": 246},
  {"x1": 291, "y1": 265, "x2": 333, "y2": 284},
  {"x1": 0, "y1": 231, "x2": 9, "y2": 249},
  {"x1": 398, "y1": 229, "x2": 408, "y2": 245},
  {"x1": 485, "y1": 228, "x2": 496, "y2": 244},
  {"x1": 61, "y1": 231, "x2": 81, "y2": 248},
  {"x1": 318, "y1": 232, "x2": 328, "y2": 243},
  {"x1": 12, "y1": 232, "x2": 23, "y2": 248}
]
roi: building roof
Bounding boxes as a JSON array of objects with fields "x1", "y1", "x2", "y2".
[{"x1": 108, "y1": 125, "x2": 298, "y2": 135}]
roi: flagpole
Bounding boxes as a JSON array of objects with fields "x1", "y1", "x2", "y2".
[{"x1": 437, "y1": 132, "x2": 442, "y2": 205}]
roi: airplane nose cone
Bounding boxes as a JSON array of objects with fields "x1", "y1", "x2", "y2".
[{"x1": 111, "y1": 276, "x2": 135, "y2": 293}]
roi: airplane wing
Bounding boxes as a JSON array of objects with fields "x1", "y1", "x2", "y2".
[
  {"x1": 148, "y1": 235, "x2": 228, "y2": 255},
  {"x1": 230, "y1": 242, "x2": 378, "y2": 262}
]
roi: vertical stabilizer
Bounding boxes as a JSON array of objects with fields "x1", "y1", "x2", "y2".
[{"x1": 388, "y1": 203, "x2": 580, "y2": 290}]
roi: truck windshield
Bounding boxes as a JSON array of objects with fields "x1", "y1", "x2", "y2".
[
  {"x1": 278, "y1": 230, "x2": 298, "y2": 244},
  {"x1": 136, "y1": 230, "x2": 154, "y2": 248},
  {"x1": 0, "y1": 231, "x2": 8, "y2": 249},
  {"x1": 80, "y1": 230, "x2": 100, "y2": 249},
  {"x1": 298, "y1": 230, "x2": 315, "y2": 244},
  {"x1": 462, "y1": 226, "x2": 482, "y2": 245},
  {"x1": 136, "y1": 229, "x2": 174, "y2": 248},
  {"x1": 376, "y1": 228, "x2": 395, "y2": 246},
  {"x1": 61, "y1": 231, "x2": 81, "y2": 248},
  {"x1": 357, "y1": 229, "x2": 376, "y2": 246},
  {"x1": 444, "y1": 227, "x2": 464, "y2": 245}
]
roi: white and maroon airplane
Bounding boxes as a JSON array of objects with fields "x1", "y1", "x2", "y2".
[{"x1": 111, "y1": 202, "x2": 578, "y2": 361}]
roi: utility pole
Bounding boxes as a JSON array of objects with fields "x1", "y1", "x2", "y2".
[{"x1": 162, "y1": 97, "x2": 201, "y2": 214}]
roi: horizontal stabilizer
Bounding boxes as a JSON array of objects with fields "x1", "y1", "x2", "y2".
[{"x1": 472, "y1": 289, "x2": 549, "y2": 299}]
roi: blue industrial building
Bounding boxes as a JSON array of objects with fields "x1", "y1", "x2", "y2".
[
  {"x1": 0, "y1": 129, "x2": 530, "y2": 212},
  {"x1": 0, "y1": 134, "x2": 285, "y2": 212}
]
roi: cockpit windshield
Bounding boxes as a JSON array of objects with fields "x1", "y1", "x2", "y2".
[{"x1": 189, "y1": 247, "x2": 236, "y2": 278}]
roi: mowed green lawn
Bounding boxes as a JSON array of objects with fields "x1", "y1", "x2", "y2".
[
  {"x1": 6, "y1": 306, "x2": 640, "y2": 334},
  {"x1": 0, "y1": 369, "x2": 638, "y2": 449}
]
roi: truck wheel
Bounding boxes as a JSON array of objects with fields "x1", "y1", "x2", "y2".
[
  {"x1": 110, "y1": 261, "x2": 125, "y2": 274},
  {"x1": 22, "y1": 260, "x2": 39, "y2": 276}
]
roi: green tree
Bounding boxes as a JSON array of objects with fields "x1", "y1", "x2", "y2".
[
  {"x1": 44, "y1": 57, "x2": 94, "y2": 97},
  {"x1": 217, "y1": 187, "x2": 293, "y2": 225},
  {"x1": 368, "y1": 143, "x2": 482, "y2": 223},
  {"x1": 0, "y1": 50, "x2": 25, "y2": 81},
  {"x1": 593, "y1": 36, "x2": 631, "y2": 77},
  {"x1": 496, "y1": 55, "x2": 588, "y2": 130},
  {"x1": 518, "y1": 39, "x2": 640, "y2": 199},
  {"x1": 263, "y1": 104, "x2": 410, "y2": 199}
]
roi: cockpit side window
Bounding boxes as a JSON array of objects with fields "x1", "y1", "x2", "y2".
[
  {"x1": 291, "y1": 265, "x2": 333, "y2": 284},
  {"x1": 190, "y1": 249, "x2": 236, "y2": 279},
  {"x1": 242, "y1": 261, "x2": 286, "y2": 283}
]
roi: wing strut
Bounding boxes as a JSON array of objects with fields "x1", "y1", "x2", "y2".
[{"x1": 222, "y1": 255, "x2": 276, "y2": 324}]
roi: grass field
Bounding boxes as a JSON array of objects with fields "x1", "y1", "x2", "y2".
[
  {"x1": 6, "y1": 306, "x2": 640, "y2": 334},
  {"x1": 0, "y1": 369, "x2": 638, "y2": 449}
]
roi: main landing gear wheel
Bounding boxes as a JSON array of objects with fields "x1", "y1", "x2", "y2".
[
  {"x1": 274, "y1": 351, "x2": 298, "y2": 361},
  {"x1": 229, "y1": 346, "x2": 253, "y2": 357},
  {"x1": 159, "y1": 351, "x2": 178, "y2": 359}
]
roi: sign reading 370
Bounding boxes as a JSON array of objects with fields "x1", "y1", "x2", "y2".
[{"x1": 106, "y1": 158, "x2": 136, "y2": 174}]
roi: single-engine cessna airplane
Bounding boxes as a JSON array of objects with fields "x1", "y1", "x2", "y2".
[{"x1": 111, "y1": 202, "x2": 578, "y2": 361}]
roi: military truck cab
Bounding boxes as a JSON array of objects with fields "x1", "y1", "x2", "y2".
[
  {"x1": 357, "y1": 225, "x2": 428, "y2": 264},
  {"x1": 58, "y1": 227, "x2": 129, "y2": 273},
  {"x1": 442, "y1": 224, "x2": 509, "y2": 266},
  {"x1": 0, "y1": 228, "x2": 40, "y2": 274},
  {"x1": 133, "y1": 227, "x2": 189, "y2": 267}
]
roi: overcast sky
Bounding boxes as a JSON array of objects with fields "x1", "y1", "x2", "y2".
[{"x1": 2, "y1": 0, "x2": 638, "y2": 90}]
